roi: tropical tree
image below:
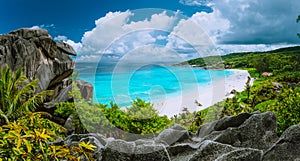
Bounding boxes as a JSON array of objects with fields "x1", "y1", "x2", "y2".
[{"x1": 0, "y1": 65, "x2": 52, "y2": 124}]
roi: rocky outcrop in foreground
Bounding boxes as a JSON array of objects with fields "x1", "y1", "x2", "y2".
[
  {"x1": 57, "y1": 111, "x2": 300, "y2": 161},
  {"x1": 0, "y1": 28, "x2": 93, "y2": 109}
]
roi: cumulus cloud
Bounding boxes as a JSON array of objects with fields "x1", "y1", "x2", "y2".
[
  {"x1": 117, "y1": 45, "x2": 185, "y2": 65},
  {"x1": 73, "y1": 1, "x2": 300, "y2": 63},
  {"x1": 64, "y1": 39, "x2": 82, "y2": 53},
  {"x1": 166, "y1": 0, "x2": 300, "y2": 56},
  {"x1": 210, "y1": 0, "x2": 300, "y2": 44},
  {"x1": 54, "y1": 35, "x2": 82, "y2": 53},
  {"x1": 76, "y1": 10, "x2": 183, "y2": 63},
  {"x1": 189, "y1": 9, "x2": 230, "y2": 43},
  {"x1": 54, "y1": 35, "x2": 68, "y2": 41}
]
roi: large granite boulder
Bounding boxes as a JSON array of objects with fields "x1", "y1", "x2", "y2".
[
  {"x1": 198, "y1": 111, "x2": 278, "y2": 151},
  {"x1": 50, "y1": 112, "x2": 300, "y2": 160},
  {"x1": 0, "y1": 28, "x2": 76, "y2": 106},
  {"x1": 188, "y1": 140, "x2": 263, "y2": 161},
  {"x1": 155, "y1": 124, "x2": 190, "y2": 145},
  {"x1": 263, "y1": 125, "x2": 300, "y2": 160}
]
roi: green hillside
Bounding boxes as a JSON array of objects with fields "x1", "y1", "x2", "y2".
[
  {"x1": 186, "y1": 46, "x2": 300, "y2": 77},
  {"x1": 185, "y1": 46, "x2": 300, "y2": 134}
]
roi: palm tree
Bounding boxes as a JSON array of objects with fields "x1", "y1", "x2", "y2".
[{"x1": 0, "y1": 64, "x2": 52, "y2": 124}]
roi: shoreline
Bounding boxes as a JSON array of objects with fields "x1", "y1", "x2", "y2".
[{"x1": 153, "y1": 69, "x2": 252, "y2": 118}]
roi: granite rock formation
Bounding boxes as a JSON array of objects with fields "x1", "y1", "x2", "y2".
[
  {"x1": 58, "y1": 111, "x2": 300, "y2": 161},
  {"x1": 0, "y1": 28, "x2": 93, "y2": 109}
]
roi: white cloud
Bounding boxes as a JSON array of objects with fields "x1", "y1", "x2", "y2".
[
  {"x1": 116, "y1": 45, "x2": 185, "y2": 65},
  {"x1": 189, "y1": 9, "x2": 230, "y2": 43},
  {"x1": 53, "y1": 35, "x2": 82, "y2": 53},
  {"x1": 179, "y1": 0, "x2": 211, "y2": 6},
  {"x1": 30, "y1": 24, "x2": 55, "y2": 30},
  {"x1": 77, "y1": 10, "x2": 183, "y2": 63},
  {"x1": 156, "y1": 35, "x2": 167, "y2": 40},
  {"x1": 30, "y1": 26, "x2": 41, "y2": 30},
  {"x1": 64, "y1": 39, "x2": 82, "y2": 53},
  {"x1": 73, "y1": 3, "x2": 300, "y2": 63},
  {"x1": 216, "y1": 44, "x2": 300, "y2": 55},
  {"x1": 54, "y1": 35, "x2": 68, "y2": 41},
  {"x1": 75, "y1": 55, "x2": 101, "y2": 62},
  {"x1": 210, "y1": 0, "x2": 300, "y2": 44}
]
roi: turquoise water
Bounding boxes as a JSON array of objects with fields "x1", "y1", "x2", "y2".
[{"x1": 75, "y1": 63, "x2": 233, "y2": 106}]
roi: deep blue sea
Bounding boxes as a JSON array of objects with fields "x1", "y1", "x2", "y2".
[{"x1": 75, "y1": 63, "x2": 233, "y2": 107}]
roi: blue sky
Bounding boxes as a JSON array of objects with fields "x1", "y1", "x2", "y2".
[
  {"x1": 1, "y1": 0, "x2": 300, "y2": 63},
  {"x1": 0, "y1": 0, "x2": 210, "y2": 41}
]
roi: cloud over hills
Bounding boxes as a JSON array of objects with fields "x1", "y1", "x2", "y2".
[{"x1": 60, "y1": 0, "x2": 300, "y2": 63}]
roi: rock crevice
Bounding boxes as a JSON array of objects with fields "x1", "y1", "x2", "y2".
[{"x1": 59, "y1": 112, "x2": 300, "y2": 161}]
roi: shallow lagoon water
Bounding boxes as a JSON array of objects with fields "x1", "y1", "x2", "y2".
[{"x1": 75, "y1": 63, "x2": 233, "y2": 107}]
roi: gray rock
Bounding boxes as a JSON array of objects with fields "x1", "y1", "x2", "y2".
[
  {"x1": 133, "y1": 143, "x2": 169, "y2": 161},
  {"x1": 196, "y1": 120, "x2": 218, "y2": 138},
  {"x1": 215, "y1": 148, "x2": 263, "y2": 161},
  {"x1": 155, "y1": 124, "x2": 190, "y2": 145},
  {"x1": 189, "y1": 140, "x2": 262, "y2": 161},
  {"x1": 56, "y1": 42, "x2": 77, "y2": 56},
  {"x1": 64, "y1": 114, "x2": 76, "y2": 134},
  {"x1": 0, "y1": 28, "x2": 75, "y2": 107},
  {"x1": 168, "y1": 143, "x2": 201, "y2": 161},
  {"x1": 45, "y1": 79, "x2": 93, "y2": 108},
  {"x1": 197, "y1": 112, "x2": 253, "y2": 138},
  {"x1": 100, "y1": 139, "x2": 169, "y2": 161},
  {"x1": 64, "y1": 133, "x2": 107, "y2": 149},
  {"x1": 75, "y1": 80, "x2": 94, "y2": 101},
  {"x1": 214, "y1": 112, "x2": 252, "y2": 131},
  {"x1": 47, "y1": 112, "x2": 300, "y2": 161},
  {"x1": 263, "y1": 125, "x2": 300, "y2": 161},
  {"x1": 203, "y1": 112, "x2": 278, "y2": 151}
]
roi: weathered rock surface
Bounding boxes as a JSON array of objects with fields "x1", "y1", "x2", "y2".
[
  {"x1": 0, "y1": 28, "x2": 76, "y2": 106},
  {"x1": 263, "y1": 125, "x2": 300, "y2": 161},
  {"x1": 75, "y1": 80, "x2": 94, "y2": 101},
  {"x1": 58, "y1": 111, "x2": 299, "y2": 161},
  {"x1": 155, "y1": 124, "x2": 190, "y2": 145},
  {"x1": 198, "y1": 111, "x2": 278, "y2": 151},
  {"x1": 0, "y1": 28, "x2": 94, "y2": 110},
  {"x1": 44, "y1": 79, "x2": 94, "y2": 108}
]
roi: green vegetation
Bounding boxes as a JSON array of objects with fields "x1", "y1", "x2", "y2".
[
  {"x1": 187, "y1": 46, "x2": 300, "y2": 75},
  {"x1": 186, "y1": 46, "x2": 300, "y2": 134},
  {"x1": 0, "y1": 65, "x2": 52, "y2": 124},
  {"x1": 55, "y1": 85, "x2": 171, "y2": 138},
  {"x1": 0, "y1": 65, "x2": 95, "y2": 160},
  {"x1": 1, "y1": 44, "x2": 300, "y2": 159}
]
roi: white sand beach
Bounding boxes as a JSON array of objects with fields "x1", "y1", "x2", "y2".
[{"x1": 153, "y1": 69, "x2": 253, "y2": 118}]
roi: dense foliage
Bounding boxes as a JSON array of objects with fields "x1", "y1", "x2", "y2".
[
  {"x1": 0, "y1": 65, "x2": 52, "y2": 124},
  {"x1": 0, "y1": 65, "x2": 95, "y2": 160},
  {"x1": 55, "y1": 85, "x2": 171, "y2": 138},
  {"x1": 1, "y1": 44, "x2": 300, "y2": 159},
  {"x1": 187, "y1": 46, "x2": 300, "y2": 75},
  {"x1": 186, "y1": 46, "x2": 300, "y2": 134}
]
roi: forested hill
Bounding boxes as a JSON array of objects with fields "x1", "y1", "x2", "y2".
[{"x1": 185, "y1": 46, "x2": 300, "y2": 74}]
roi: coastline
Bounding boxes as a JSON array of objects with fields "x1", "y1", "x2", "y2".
[{"x1": 153, "y1": 69, "x2": 253, "y2": 118}]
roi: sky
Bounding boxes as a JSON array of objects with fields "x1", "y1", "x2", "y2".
[{"x1": 1, "y1": 0, "x2": 300, "y2": 63}]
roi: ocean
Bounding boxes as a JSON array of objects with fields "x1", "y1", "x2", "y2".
[{"x1": 75, "y1": 62, "x2": 233, "y2": 107}]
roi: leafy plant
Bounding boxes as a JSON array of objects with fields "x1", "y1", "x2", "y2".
[
  {"x1": 0, "y1": 65, "x2": 52, "y2": 124},
  {"x1": 0, "y1": 112, "x2": 95, "y2": 160}
]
